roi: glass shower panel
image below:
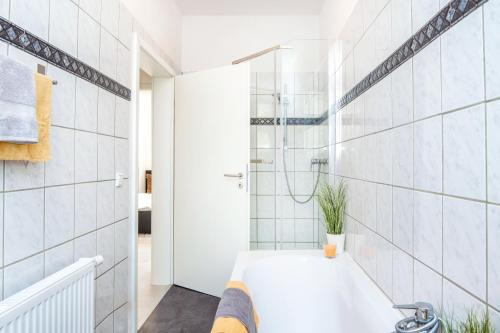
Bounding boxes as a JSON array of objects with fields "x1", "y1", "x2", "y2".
[
  {"x1": 249, "y1": 51, "x2": 279, "y2": 250},
  {"x1": 249, "y1": 40, "x2": 329, "y2": 251}
]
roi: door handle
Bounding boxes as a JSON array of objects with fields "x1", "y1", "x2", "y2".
[{"x1": 224, "y1": 172, "x2": 244, "y2": 179}]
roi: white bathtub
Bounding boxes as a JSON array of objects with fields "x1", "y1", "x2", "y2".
[{"x1": 231, "y1": 250, "x2": 402, "y2": 333}]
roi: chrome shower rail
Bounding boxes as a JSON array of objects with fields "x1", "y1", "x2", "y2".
[{"x1": 232, "y1": 44, "x2": 292, "y2": 65}]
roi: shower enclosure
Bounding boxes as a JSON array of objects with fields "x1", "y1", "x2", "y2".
[{"x1": 244, "y1": 40, "x2": 330, "y2": 250}]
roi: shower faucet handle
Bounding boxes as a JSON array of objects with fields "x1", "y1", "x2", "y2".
[
  {"x1": 310, "y1": 158, "x2": 328, "y2": 170},
  {"x1": 394, "y1": 302, "x2": 434, "y2": 323}
]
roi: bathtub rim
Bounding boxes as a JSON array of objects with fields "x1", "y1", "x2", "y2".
[{"x1": 230, "y1": 250, "x2": 404, "y2": 326}]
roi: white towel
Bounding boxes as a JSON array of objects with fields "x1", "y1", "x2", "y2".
[{"x1": 0, "y1": 55, "x2": 38, "y2": 144}]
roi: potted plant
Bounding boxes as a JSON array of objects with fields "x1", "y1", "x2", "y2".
[
  {"x1": 318, "y1": 180, "x2": 347, "y2": 253},
  {"x1": 442, "y1": 310, "x2": 495, "y2": 333}
]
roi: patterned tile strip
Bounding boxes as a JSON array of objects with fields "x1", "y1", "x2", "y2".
[
  {"x1": 0, "y1": 16, "x2": 131, "y2": 101},
  {"x1": 251, "y1": 111, "x2": 329, "y2": 126},
  {"x1": 334, "y1": 0, "x2": 487, "y2": 112}
]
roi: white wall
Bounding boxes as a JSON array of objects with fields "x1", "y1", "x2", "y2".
[
  {"x1": 122, "y1": 0, "x2": 183, "y2": 69},
  {"x1": 181, "y1": 15, "x2": 320, "y2": 73},
  {"x1": 138, "y1": 89, "x2": 152, "y2": 193},
  {"x1": 319, "y1": 0, "x2": 359, "y2": 40}
]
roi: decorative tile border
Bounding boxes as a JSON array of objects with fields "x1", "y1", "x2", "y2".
[
  {"x1": 0, "y1": 16, "x2": 131, "y2": 101},
  {"x1": 335, "y1": 0, "x2": 487, "y2": 112},
  {"x1": 251, "y1": 111, "x2": 329, "y2": 126}
]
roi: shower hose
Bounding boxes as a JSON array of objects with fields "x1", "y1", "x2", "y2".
[
  {"x1": 282, "y1": 145, "x2": 322, "y2": 204},
  {"x1": 279, "y1": 89, "x2": 323, "y2": 204}
]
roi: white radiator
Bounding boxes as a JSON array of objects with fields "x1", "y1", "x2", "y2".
[{"x1": 0, "y1": 256, "x2": 103, "y2": 333}]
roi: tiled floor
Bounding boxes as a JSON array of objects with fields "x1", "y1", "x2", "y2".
[
  {"x1": 139, "y1": 285, "x2": 220, "y2": 333},
  {"x1": 138, "y1": 235, "x2": 170, "y2": 329}
]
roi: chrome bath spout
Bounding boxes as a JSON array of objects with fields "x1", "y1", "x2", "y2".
[{"x1": 393, "y1": 302, "x2": 440, "y2": 333}]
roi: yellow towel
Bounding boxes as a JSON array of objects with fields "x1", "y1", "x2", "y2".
[
  {"x1": 211, "y1": 281, "x2": 259, "y2": 333},
  {"x1": 0, "y1": 73, "x2": 52, "y2": 161}
]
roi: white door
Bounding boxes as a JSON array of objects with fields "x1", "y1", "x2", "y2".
[{"x1": 174, "y1": 64, "x2": 250, "y2": 297}]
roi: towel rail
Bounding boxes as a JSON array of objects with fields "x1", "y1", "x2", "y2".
[{"x1": 37, "y1": 64, "x2": 58, "y2": 85}]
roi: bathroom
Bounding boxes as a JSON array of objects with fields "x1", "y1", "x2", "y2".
[{"x1": 0, "y1": 0, "x2": 498, "y2": 332}]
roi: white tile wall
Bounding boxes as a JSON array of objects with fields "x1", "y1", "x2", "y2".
[
  {"x1": 487, "y1": 100, "x2": 500, "y2": 204},
  {"x1": 0, "y1": 1, "x2": 132, "y2": 328},
  {"x1": 4, "y1": 161, "x2": 44, "y2": 191},
  {"x1": 113, "y1": 304, "x2": 128, "y2": 333},
  {"x1": 76, "y1": 79, "x2": 99, "y2": 132},
  {"x1": 79, "y1": 0, "x2": 101, "y2": 23},
  {"x1": 0, "y1": 0, "x2": 8, "y2": 18},
  {"x1": 97, "y1": 224, "x2": 115, "y2": 277},
  {"x1": 4, "y1": 189, "x2": 44, "y2": 264},
  {"x1": 413, "y1": 260, "x2": 442, "y2": 310},
  {"x1": 4, "y1": 253, "x2": 44, "y2": 298},
  {"x1": 98, "y1": 135, "x2": 115, "y2": 180},
  {"x1": 97, "y1": 181, "x2": 115, "y2": 228},
  {"x1": 413, "y1": 41, "x2": 441, "y2": 121},
  {"x1": 411, "y1": 0, "x2": 440, "y2": 33},
  {"x1": 100, "y1": 28, "x2": 118, "y2": 80},
  {"x1": 75, "y1": 131, "x2": 98, "y2": 183},
  {"x1": 96, "y1": 315, "x2": 114, "y2": 333},
  {"x1": 392, "y1": 124, "x2": 413, "y2": 188},
  {"x1": 118, "y1": 3, "x2": 133, "y2": 49},
  {"x1": 488, "y1": 205, "x2": 500, "y2": 310},
  {"x1": 443, "y1": 280, "x2": 485, "y2": 322},
  {"x1": 45, "y1": 185, "x2": 75, "y2": 248},
  {"x1": 443, "y1": 197, "x2": 486, "y2": 300},
  {"x1": 376, "y1": 184, "x2": 392, "y2": 240},
  {"x1": 74, "y1": 231, "x2": 97, "y2": 261},
  {"x1": 391, "y1": 61, "x2": 413, "y2": 126},
  {"x1": 376, "y1": 235, "x2": 393, "y2": 298},
  {"x1": 113, "y1": 259, "x2": 128, "y2": 308},
  {"x1": 45, "y1": 241, "x2": 74, "y2": 276},
  {"x1": 484, "y1": 0, "x2": 500, "y2": 100},
  {"x1": 441, "y1": 9, "x2": 484, "y2": 112},
  {"x1": 413, "y1": 192, "x2": 442, "y2": 273},
  {"x1": 331, "y1": 0, "x2": 500, "y2": 325},
  {"x1": 414, "y1": 116, "x2": 442, "y2": 193},
  {"x1": 49, "y1": 65, "x2": 76, "y2": 128},
  {"x1": 392, "y1": 187, "x2": 413, "y2": 254},
  {"x1": 75, "y1": 184, "x2": 97, "y2": 238},
  {"x1": 392, "y1": 248, "x2": 413, "y2": 305},
  {"x1": 78, "y1": 9, "x2": 100, "y2": 69},
  {"x1": 391, "y1": 0, "x2": 411, "y2": 51},
  {"x1": 45, "y1": 127, "x2": 75, "y2": 186},
  {"x1": 115, "y1": 179, "x2": 129, "y2": 221},
  {"x1": 10, "y1": 0, "x2": 49, "y2": 40},
  {"x1": 49, "y1": 0, "x2": 78, "y2": 57},
  {"x1": 101, "y1": 0, "x2": 120, "y2": 37},
  {"x1": 96, "y1": 268, "x2": 114, "y2": 324},
  {"x1": 443, "y1": 104, "x2": 486, "y2": 200},
  {"x1": 114, "y1": 219, "x2": 129, "y2": 263}
]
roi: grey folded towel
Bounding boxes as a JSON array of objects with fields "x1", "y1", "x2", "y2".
[
  {"x1": 0, "y1": 55, "x2": 38, "y2": 144},
  {"x1": 215, "y1": 288, "x2": 257, "y2": 333}
]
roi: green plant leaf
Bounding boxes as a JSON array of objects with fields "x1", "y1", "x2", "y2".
[
  {"x1": 317, "y1": 180, "x2": 347, "y2": 235},
  {"x1": 441, "y1": 310, "x2": 495, "y2": 333}
]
